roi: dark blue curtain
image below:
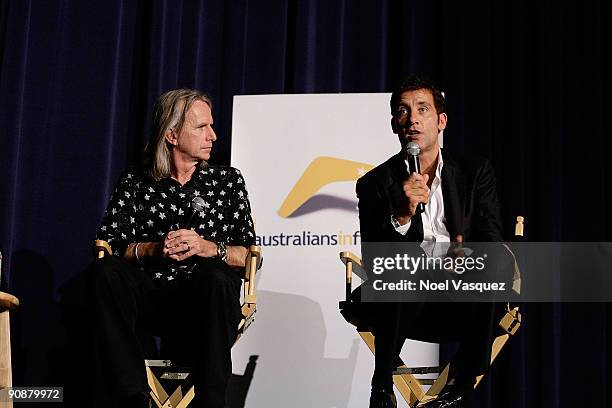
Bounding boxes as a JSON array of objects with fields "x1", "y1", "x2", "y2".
[{"x1": 0, "y1": 0, "x2": 610, "y2": 407}]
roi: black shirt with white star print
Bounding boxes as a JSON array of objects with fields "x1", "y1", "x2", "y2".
[{"x1": 96, "y1": 165, "x2": 256, "y2": 283}]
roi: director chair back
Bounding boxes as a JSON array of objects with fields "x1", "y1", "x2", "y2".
[{"x1": 338, "y1": 217, "x2": 524, "y2": 407}]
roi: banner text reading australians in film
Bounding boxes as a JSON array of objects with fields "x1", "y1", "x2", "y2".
[{"x1": 255, "y1": 230, "x2": 361, "y2": 246}]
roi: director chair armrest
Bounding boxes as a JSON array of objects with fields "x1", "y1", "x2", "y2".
[
  {"x1": 243, "y1": 245, "x2": 261, "y2": 305},
  {"x1": 0, "y1": 292, "x2": 19, "y2": 311},
  {"x1": 339, "y1": 251, "x2": 367, "y2": 301},
  {"x1": 237, "y1": 246, "x2": 262, "y2": 339},
  {"x1": 94, "y1": 239, "x2": 112, "y2": 259}
]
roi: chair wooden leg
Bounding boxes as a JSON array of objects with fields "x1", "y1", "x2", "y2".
[
  {"x1": 162, "y1": 385, "x2": 185, "y2": 408},
  {"x1": 358, "y1": 323, "x2": 520, "y2": 408},
  {"x1": 146, "y1": 366, "x2": 168, "y2": 408},
  {"x1": 145, "y1": 361, "x2": 194, "y2": 408},
  {"x1": 474, "y1": 333, "x2": 511, "y2": 387},
  {"x1": 175, "y1": 386, "x2": 194, "y2": 408},
  {"x1": 424, "y1": 362, "x2": 451, "y2": 401},
  {"x1": 0, "y1": 310, "x2": 13, "y2": 408},
  {"x1": 358, "y1": 331, "x2": 438, "y2": 407}
]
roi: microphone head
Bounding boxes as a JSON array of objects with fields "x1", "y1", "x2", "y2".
[
  {"x1": 406, "y1": 141, "x2": 420, "y2": 157},
  {"x1": 191, "y1": 196, "x2": 206, "y2": 212}
]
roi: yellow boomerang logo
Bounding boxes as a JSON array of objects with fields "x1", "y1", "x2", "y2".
[{"x1": 278, "y1": 156, "x2": 374, "y2": 217}]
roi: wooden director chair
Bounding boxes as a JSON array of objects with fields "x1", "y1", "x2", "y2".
[
  {"x1": 338, "y1": 217, "x2": 525, "y2": 407},
  {"x1": 94, "y1": 240, "x2": 262, "y2": 408},
  {"x1": 1, "y1": 252, "x2": 20, "y2": 408}
]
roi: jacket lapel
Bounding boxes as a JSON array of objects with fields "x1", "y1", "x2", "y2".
[
  {"x1": 441, "y1": 153, "x2": 465, "y2": 239},
  {"x1": 387, "y1": 153, "x2": 409, "y2": 213},
  {"x1": 389, "y1": 152, "x2": 408, "y2": 187}
]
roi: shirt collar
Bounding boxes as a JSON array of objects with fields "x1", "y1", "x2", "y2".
[
  {"x1": 435, "y1": 148, "x2": 444, "y2": 180},
  {"x1": 160, "y1": 162, "x2": 209, "y2": 187}
]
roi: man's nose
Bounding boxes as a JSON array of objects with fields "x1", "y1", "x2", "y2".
[
  {"x1": 403, "y1": 117, "x2": 417, "y2": 129},
  {"x1": 209, "y1": 129, "x2": 217, "y2": 141},
  {"x1": 408, "y1": 112, "x2": 419, "y2": 127}
]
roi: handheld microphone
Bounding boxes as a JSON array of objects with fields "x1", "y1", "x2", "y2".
[
  {"x1": 168, "y1": 196, "x2": 207, "y2": 270},
  {"x1": 186, "y1": 196, "x2": 206, "y2": 228},
  {"x1": 406, "y1": 142, "x2": 425, "y2": 214},
  {"x1": 171, "y1": 196, "x2": 206, "y2": 230}
]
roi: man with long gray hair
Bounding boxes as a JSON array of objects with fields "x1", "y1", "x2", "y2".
[{"x1": 93, "y1": 89, "x2": 256, "y2": 408}]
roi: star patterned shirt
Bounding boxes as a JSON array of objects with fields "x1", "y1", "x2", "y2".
[{"x1": 96, "y1": 165, "x2": 256, "y2": 283}]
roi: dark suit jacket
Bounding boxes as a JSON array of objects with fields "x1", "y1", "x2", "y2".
[
  {"x1": 356, "y1": 150, "x2": 503, "y2": 245},
  {"x1": 353, "y1": 150, "x2": 509, "y2": 353}
]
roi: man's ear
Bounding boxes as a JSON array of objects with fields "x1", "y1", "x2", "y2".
[
  {"x1": 438, "y1": 113, "x2": 448, "y2": 132},
  {"x1": 165, "y1": 128, "x2": 178, "y2": 146}
]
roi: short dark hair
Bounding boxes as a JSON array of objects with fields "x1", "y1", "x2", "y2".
[{"x1": 390, "y1": 76, "x2": 446, "y2": 115}]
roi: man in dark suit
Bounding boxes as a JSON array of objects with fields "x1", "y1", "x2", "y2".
[{"x1": 357, "y1": 76, "x2": 507, "y2": 408}]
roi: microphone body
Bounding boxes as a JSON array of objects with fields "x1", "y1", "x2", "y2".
[
  {"x1": 185, "y1": 196, "x2": 206, "y2": 228},
  {"x1": 172, "y1": 196, "x2": 206, "y2": 230},
  {"x1": 406, "y1": 142, "x2": 425, "y2": 214}
]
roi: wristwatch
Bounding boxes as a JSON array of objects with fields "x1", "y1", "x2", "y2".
[{"x1": 216, "y1": 242, "x2": 228, "y2": 262}]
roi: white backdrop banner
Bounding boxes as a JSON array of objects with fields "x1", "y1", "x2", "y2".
[{"x1": 230, "y1": 93, "x2": 438, "y2": 408}]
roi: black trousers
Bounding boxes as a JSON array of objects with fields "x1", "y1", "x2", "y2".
[
  {"x1": 363, "y1": 244, "x2": 514, "y2": 391},
  {"x1": 92, "y1": 256, "x2": 242, "y2": 408},
  {"x1": 352, "y1": 292, "x2": 501, "y2": 391},
  {"x1": 374, "y1": 302, "x2": 500, "y2": 390}
]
